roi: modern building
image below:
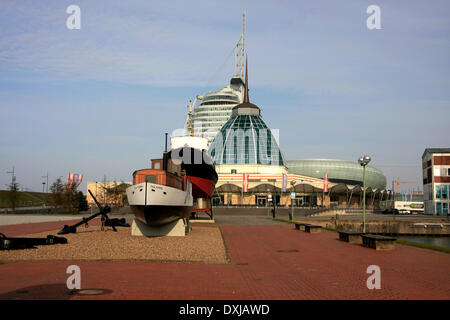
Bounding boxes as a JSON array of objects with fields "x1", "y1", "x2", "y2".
[
  {"x1": 287, "y1": 159, "x2": 386, "y2": 190},
  {"x1": 422, "y1": 148, "x2": 450, "y2": 215},
  {"x1": 208, "y1": 61, "x2": 388, "y2": 209}
]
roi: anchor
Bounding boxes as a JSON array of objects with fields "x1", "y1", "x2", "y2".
[{"x1": 57, "y1": 189, "x2": 130, "y2": 235}]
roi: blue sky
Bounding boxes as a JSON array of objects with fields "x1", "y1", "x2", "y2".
[{"x1": 0, "y1": 0, "x2": 449, "y2": 193}]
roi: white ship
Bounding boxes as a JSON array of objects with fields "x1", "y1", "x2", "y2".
[{"x1": 126, "y1": 136, "x2": 194, "y2": 226}]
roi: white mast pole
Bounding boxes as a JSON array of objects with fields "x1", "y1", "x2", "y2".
[{"x1": 242, "y1": 11, "x2": 246, "y2": 78}]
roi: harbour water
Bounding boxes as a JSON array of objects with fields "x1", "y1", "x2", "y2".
[{"x1": 396, "y1": 235, "x2": 450, "y2": 249}]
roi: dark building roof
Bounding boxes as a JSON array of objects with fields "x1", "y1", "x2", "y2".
[{"x1": 422, "y1": 148, "x2": 450, "y2": 158}]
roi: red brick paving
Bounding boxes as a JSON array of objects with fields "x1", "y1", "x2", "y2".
[{"x1": 0, "y1": 221, "x2": 449, "y2": 300}]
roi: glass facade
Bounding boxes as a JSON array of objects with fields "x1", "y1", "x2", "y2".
[
  {"x1": 287, "y1": 159, "x2": 387, "y2": 190},
  {"x1": 208, "y1": 114, "x2": 286, "y2": 166}
]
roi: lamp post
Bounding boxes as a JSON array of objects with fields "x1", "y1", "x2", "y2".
[
  {"x1": 358, "y1": 155, "x2": 371, "y2": 233},
  {"x1": 290, "y1": 180, "x2": 296, "y2": 221}
]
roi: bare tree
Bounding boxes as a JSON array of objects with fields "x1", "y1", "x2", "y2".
[
  {"x1": 50, "y1": 177, "x2": 65, "y2": 210},
  {"x1": 6, "y1": 181, "x2": 19, "y2": 212},
  {"x1": 49, "y1": 178, "x2": 77, "y2": 213},
  {"x1": 103, "y1": 181, "x2": 131, "y2": 207}
]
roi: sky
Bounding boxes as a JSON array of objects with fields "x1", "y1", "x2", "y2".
[{"x1": 0, "y1": 0, "x2": 449, "y2": 194}]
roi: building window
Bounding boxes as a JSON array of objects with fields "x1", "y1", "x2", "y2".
[
  {"x1": 436, "y1": 185, "x2": 441, "y2": 199},
  {"x1": 436, "y1": 202, "x2": 442, "y2": 214},
  {"x1": 443, "y1": 203, "x2": 449, "y2": 215},
  {"x1": 442, "y1": 185, "x2": 448, "y2": 199},
  {"x1": 231, "y1": 169, "x2": 237, "y2": 174}
]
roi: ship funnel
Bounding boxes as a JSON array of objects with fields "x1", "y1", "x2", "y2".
[
  {"x1": 165, "y1": 133, "x2": 168, "y2": 152},
  {"x1": 163, "y1": 133, "x2": 169, "y2": 171}
]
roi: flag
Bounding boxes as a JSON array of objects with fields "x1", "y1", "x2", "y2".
[
  {"x1": 324, "y1": 173, "x2": 329, "y2": 192},
  {"x1": 243, "y1": 173, "x2": 249, "y2": 193},
  {"x1": 68, "y1": 172, "x2": 84, "y2": 189},
  {"x1": 281, "y1": 173, "x2": 287, "y2": 192}
]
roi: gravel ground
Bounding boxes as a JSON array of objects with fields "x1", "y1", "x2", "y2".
[{"x1": 0, "y1": 225, "x2": 228, "y2": 264}]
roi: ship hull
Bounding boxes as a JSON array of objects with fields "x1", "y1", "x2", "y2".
[
  {"x1": 130, "y1": 204, "x2": 192, "y2": 226},
  {"x1": 169, "y1": 146, "x2": 218, "y2": 198},
  {"x1": 126, "y1": 181, "x2": 193, "y2": 226},
  {"x1": 187, "y1": 175, "x2": 216, "y2": 198}
]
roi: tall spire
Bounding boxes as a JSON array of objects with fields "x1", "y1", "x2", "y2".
[
  {"x1": 244, "y1": 56, "x2": 249, "y2": 103},
  {"x1": 234, "y1": 11, "x2": 246, "y2": 78}
]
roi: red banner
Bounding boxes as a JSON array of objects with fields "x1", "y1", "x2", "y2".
[
  {"x1": 243, "y1": 173, "x2": 249, "y2": 192},
  {"x1": 324, "y1": 173, "x2": 329, "y2": 192}
]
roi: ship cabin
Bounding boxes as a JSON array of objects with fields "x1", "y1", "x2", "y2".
[{"x1": 132, "y1": 157, "x2": 186, "y2": 191}]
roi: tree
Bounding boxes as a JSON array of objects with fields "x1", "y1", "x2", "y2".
[
  {"x1": 50, "y1": 178, "x2": 65, "y2": 209},
  {"x1": 49, "y1": 178, "x2": 78, "y2": 213},
  {"x1": 103, "y1": 181, "x2": 131, "y2": 207},
  {"x1": 6, "y1": 181, "x2": 19, "y2": 211},
  {"x1": 77, "y1": 191, "x2": 89, "y2": 212},
  {"x1": 63, "y1": 183, "x2": 78, "y2": 213}
]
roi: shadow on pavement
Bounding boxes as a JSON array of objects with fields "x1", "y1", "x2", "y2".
[{"x1": 0, "y1": 283, "x2": 71, "y2": 300}]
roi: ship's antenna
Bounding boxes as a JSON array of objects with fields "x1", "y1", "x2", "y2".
[{"x1": 235, "y1": 11, "x2": 246, "y2": 78}]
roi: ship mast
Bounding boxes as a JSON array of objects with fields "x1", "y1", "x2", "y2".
[
  {"x1": 187, "y1": 100, "x2": 194, "y2": 136},
  {"x1": 235, "y1": 11, "x2": 245, "y2": 79}
]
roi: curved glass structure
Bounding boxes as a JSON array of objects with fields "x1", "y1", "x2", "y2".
[
  {"x1": 287, "y1": 159, "x2": 387, "y2": 189},
  {"x1": 208, "y1": 109, "x2": 286, "y2": 166}
]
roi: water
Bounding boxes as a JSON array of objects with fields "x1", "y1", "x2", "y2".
[{"x1": 396, "y1": 236, "x2": 450, "y2": 249}]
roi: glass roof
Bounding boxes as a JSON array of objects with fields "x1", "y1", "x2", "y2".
[{"x1": 208, "y1": 114, "x2": 286, "y2": 166}]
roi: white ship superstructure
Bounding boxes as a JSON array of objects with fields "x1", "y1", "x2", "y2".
[{"x1": 192, "y1": 80, "x2": 245, "y2": 145}]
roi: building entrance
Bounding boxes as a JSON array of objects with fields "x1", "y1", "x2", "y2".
[{"x1": 256, "y1": 195, "x2": 267, "y2": 207}]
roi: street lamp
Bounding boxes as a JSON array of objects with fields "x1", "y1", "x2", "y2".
[
  {"x1": 358, "y1": 155, "x2": 371, "y2": 233},
  {"x1": 290, "y1": 180, "x2": 296, "y2": 221}
]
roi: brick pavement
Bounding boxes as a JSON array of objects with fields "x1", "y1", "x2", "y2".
[{"x1": 0, "y1": 220, "x2": 449, "y2": 300}]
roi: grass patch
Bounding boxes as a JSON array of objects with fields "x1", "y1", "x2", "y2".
[{"x1": 0, "y1": 190, "x2": 50, "y2": 208}]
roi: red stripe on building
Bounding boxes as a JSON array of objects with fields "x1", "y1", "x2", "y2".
[
  {"x1": 434, "y1": 177, "x2": 450, "y2": 183},
  {"x1": 433, "y1": 156, "x2": 450, "y2": 165}
]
